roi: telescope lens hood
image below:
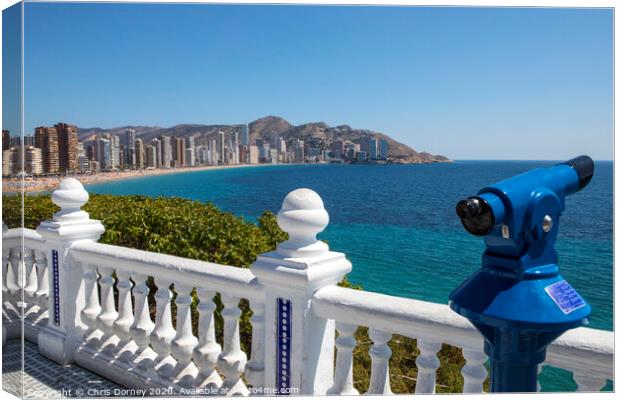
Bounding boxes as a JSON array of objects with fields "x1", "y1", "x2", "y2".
[
  {"x1": 456, "y1": 196, "x2": 495, "y2": 236},
  {"x1": 559, "y1": 155, "x2": 594, "y2": 190}
]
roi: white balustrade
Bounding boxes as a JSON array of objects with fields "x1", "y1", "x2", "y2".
[
  {"x1": 218, "y1": 294, "x2": 249, "y2": 395},
  {"x1": 192, "y1": 288, "x2": 222, "y2": 389},
  {"x1": 327, "y1": 322, "x2": 359, "y2": 395},
  {"x1": 1, "y1": 182, "x2": 613, "y2": 395}
]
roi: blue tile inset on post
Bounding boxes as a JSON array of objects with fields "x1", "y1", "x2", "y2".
[
  {"x1": 52, "y1": 250, "x2": 60, "y2": 326},
  {"x1": 276, "y1": 298, "x2": 292, "y2": 395}
]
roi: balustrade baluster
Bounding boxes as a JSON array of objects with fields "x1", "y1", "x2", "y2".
[
  {"x1": 2, "y1": 247, "x2": 16, "y2": 317},
  {"x1": 367, "y1": 328, "x2": 393, "y2": 395},
  {"x1": 23, "y1": 250, "x2": 38, "y2": 311},
  {"x1": 170, "y1": 284, "x2": 199, "y2": 386},
  {"x1": 218, "y1": 294, "x2": 249, "y2": 396},
  {"x1": 150, "y1": 277, "x2": 176, "y2": 380},
  {"x1": 415, "y1": 339, "x2": 441, "y2": 394},
  {"x1": 34, "y1": 250, "x2": 49, "y2": 310},
  {"x1": 193, "y1": 289, "x2": 222, "y2": 389},
  {"x1": 461, "y1": 347, "x2": 487, "y2": 393},
  {"x1": 129, "y1": 273, "x2": 155, "y2": 371},
  {"x1": 573, "y1": 371, "x2": 606, "y2": 392},
  {"x1": 113, "y1": 270, "x2": 136, "y2": 361},
  {"x1": 80, "y1": 264, "x2": 101, "y2": 342},
  {"x1": 327, "y1": 322, "x2": 359, "y2": 395},
  {"x1": 97, "y1": 266, "x2": 119, "y2": 351},
  {"x1": 2, "y1": 247, "x2": 10, "y2": 301},
  {"x1": 245, "y1": 301, "x2": 265, "y2": 390},
  {"x1": 7, "y1": 247, "x2": 21, "y2": 300}
]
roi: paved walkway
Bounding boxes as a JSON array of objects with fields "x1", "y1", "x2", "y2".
[{"x1": 3, "y1": 340, "x2": 123, "y2": 398}]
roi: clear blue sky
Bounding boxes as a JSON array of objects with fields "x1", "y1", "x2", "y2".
[{"x1": 4, "y1": 3, "x2": 614, "y2": 160}]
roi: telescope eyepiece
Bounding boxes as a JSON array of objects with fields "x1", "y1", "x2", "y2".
[
  {"x1": 559, "y1": 155, "x2": 594, "y2": 190},
  {"x1": 456, "y1": 197, "x2": 495, "y2": 236}
]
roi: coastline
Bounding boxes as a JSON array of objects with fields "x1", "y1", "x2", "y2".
[{"x1": 2, "y1": 163, "x2": 288, "y2": 194}]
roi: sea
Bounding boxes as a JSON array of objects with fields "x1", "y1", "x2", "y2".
[{"x1": 85, "y1": 161, "x2": 613, "y2": 391}]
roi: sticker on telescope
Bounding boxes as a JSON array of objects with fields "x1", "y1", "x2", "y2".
[{"x1": 544, "y1": 280, "x2": 586, "y2": 315}]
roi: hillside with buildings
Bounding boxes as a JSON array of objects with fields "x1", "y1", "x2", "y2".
[{"x1": 2, "y1": 117, "x2": 449, "y2": 177}]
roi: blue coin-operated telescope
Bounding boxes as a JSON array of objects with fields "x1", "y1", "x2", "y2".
[{"x1": 449, "y1": 156, "x2": 594, "y2": 392}]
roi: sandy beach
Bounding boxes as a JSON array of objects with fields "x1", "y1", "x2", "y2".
[{"x1": 2, "y1": 163, "x2": 287, "y2": 194}]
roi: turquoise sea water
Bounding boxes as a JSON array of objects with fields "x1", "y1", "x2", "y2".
[{"x1": 85, "y1": 161, "x2": 613, "y2": 391}]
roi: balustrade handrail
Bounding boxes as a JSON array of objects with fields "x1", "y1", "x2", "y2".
[
  {"x1": 311, "y1": 285, "x2": 614, "y2": 381},
  {"x1": 69, "y1": 241, "x2": 264, "y2": 302},
  {"x1": 3, "y1": 227, "x2": 46, "y2": 251},
  {"x1": 312, "y1": 285, "x2": 482, "y2": 350}
]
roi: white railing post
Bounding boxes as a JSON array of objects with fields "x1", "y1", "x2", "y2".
[
  {"x1": 251, "y1": 188, "x2": 352, "y2": 395},
  {"x1": 36, "y1": 178, "x2": 104, "y2": 365}
]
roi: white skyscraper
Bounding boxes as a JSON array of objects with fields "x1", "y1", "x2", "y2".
[
  {"x1": 240, "y1": 124, "x2": 249, "y2": 146},
  {"x1": 111, "y1": 135, "x2": 120, "y2": 170},
  {"x1": 160, "y1": 135, "x2": 172, "y2": 168}
]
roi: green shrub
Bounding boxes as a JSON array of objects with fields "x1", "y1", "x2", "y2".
[{"x1": 2, "y1": 193, "x2": 477, "y2": 393}]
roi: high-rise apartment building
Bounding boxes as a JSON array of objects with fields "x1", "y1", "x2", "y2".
[
  {"x1": 146, "y1": 145, "x2": 157, "y2": 168},
  {"x1": 35, "y1": 126, "x2": 60, "y2": 174},
  {"x1": 24, "y1": 146, "x2": 43, "y2": 175},
  {"x1": 151, "y1": 138, "x2": 162, "y2": 168},
  {"x1": 173, "y1": 137, "x2": 185, "y2": 167},
  {"x1": 2, "y1": 130, "x2": 10, "y2": 151},
  {"x1": 240, "y1": 124, "x2": 249, "y2": 146},
  {"x1": 95, "y1": 138, "x2": 112, "y2": 170},
  {"x1": 369, "y1": 137, "x2": 378, "y2": 160},
  {"x1": 185, "y1": 147, "x2": 195, "y2": 167},
  {"x1": 110, "y1": 135, "x2": 120, "y2": 170},
  {"x1": 380, "y1": 139, "x2": 388, "y2": 159},
  {"x1": 331, "y1": 140, "x2": 345, "y2": 159},
  {"x1": 249, "y1": 145, "x2": 259, "y2": 164},
  {"x1": 2, "y1": 148, "x2": 16, "y2": 176},
  {"x1": 55, "y1": 123, "x2": 78, "y2": 173},
  {"x1": 217, "y1": 131, "x2": 225, "y2": 165},
  {"x1": 160, "y1": 136, "x2": 172, "y2": 168},
  {"x1": 124, "y1": 129, "x2": 136, "y2": 168},
  {"x1": 294, "y1": 139, "x2": 305, "y2": 163},
  {"x1": 135, "y1": 139, "x2": 145, "y2": 169},
  {"x1": 77, "y1": 142, "x2": 90, "y2": 172}
]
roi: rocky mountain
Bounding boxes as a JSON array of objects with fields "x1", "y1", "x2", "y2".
[{"x1": 78, "y1": 116, "x2": 450, "y2": 163}]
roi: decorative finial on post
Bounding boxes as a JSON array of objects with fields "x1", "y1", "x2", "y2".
[
  {"x1": 52, "y1": 178, "x2": 90, "y2": 222},
  {"x1": 276, "y1": 188, "x2": 329, "y2": 258}
]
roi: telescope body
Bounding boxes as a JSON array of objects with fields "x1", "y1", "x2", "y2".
[{"x1": 449, "y1": 156, "x2": 593, "y2": 392}]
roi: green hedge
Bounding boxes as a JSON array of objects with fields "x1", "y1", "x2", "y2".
[{"x1": 2, "y1": 193, "x2": 475, "y2": 393}]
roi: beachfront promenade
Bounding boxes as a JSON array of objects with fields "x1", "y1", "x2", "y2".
[{"x1": 2, "y1": 178, "x2": 614, "y2": 395}]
